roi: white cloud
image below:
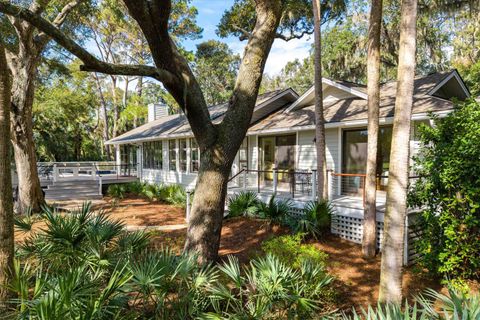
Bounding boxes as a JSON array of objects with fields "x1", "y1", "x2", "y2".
[
  {"x1": 227, "y1": 36, "x2": 313, "y2": 76},
  {"x1": 264, "y1": 37, "x2": 312, "y2": 75}
]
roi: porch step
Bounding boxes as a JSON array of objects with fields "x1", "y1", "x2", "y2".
[{"x1": 45, "y1": 179, "x2": 102, "y2": 201}]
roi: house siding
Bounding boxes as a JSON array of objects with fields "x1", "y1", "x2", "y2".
[{"x1": 297, "y1": 129, "x2": 339, "y2": 172}]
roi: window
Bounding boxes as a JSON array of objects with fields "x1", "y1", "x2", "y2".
[
  {"x1": 239, "y1": 138, "x2": 248, "y2": 170},
  {"x1": 142, "y1": 141, "x2": 162, "y2": 169},
  {"x1": 179, "y1": 139, "x2": 187, "y2": 172},
  {"x1": 190, "y1": 138, "x2": 199, "y2": 173},
  {"x1": 168, "y1": 140, "x2": 177, "y2": 171}
]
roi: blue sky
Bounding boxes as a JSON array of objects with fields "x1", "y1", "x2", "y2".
[{"x1": 183, "y1": 0, "x2": 313, "y2": 75}]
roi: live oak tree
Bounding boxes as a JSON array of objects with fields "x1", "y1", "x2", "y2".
[
  {"x1": 379, "y1": 0, "x2": 418, "y2": 303},
  {"x1": 362, "y1": 0, "x2": 383, "y2": 258},
  {"x1": 220, "y1": 0, "x2": 346, "y2": 200},
  {"x1": 84, "y1": 0, "x2": 202, "y2": 158},
  {"x1": 1, "y1": 0, "x2": 89, "y2": 212},
  {"x1": 193, "y1": 40, "x2": 241, "y2": 106},
  {"x1": 0, "y1": 0, "x2": 298, "y2": 262},
  {"x1": 0, "y1": 42, "x2": 13, "y2": 308}
]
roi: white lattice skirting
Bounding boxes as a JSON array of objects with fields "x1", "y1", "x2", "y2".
[{"x1": 331, "y1": 213, "x2": 420, "y2": 265}]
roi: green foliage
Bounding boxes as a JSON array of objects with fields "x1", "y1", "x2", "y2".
[
  {"x1": 217, "y1": 0, "x2": 346, "y2": 42},
  {"x1": 107, "y1": 182, "x2": 188, "y2": 207},
  {"x1": 107, "y1": 184, "x2": 128, "y2": 199},
  {"x1": 194, "y1": 40, "x2": 240, "y2": 105},
  {"x1": 290, "y1": 200, "x2": 333, "y2": 239},
  {"x1": 341, "y1": 287, "x2": 480, "y2": 320},
  {"x1": 9, "y1": 202, "x2": 337, "y2": 319},
  {"x1": 409, "y1": 99, "x2": 480, "y2": 282},
  {"x1": 226, "y1": 191, "x2": 260, "y2": 218},
  {"x1": 15, "y1": 203, "x2": 150, "y2": 271},
  {"x1": 255, "y1": 195, "x2": 293, "y2": 224},
  {"x1": 204, "y1": 254, "x2": 333, "y2": 319},
  {"x1": 261, "y1": 233, "x2": 328, "y2": 270}
]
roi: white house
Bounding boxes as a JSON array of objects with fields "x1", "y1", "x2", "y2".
[{"x1": 106, "y1": 70, "x2": 470, "y2": 254}]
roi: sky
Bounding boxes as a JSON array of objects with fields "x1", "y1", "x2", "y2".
[{"x1": 183, "y1": 0, "x2": 313, "y2": 75}]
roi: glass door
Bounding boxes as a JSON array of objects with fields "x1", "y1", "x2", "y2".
[
  {"x1": 341, "y1": 126, "x2": 392, "y2": 195},
  {"x1": 275, "y1": 135, "x2": 296, "y2": 188},
  {"x1": 259, "y1": 136, "x2": 275, "y2": 187}
]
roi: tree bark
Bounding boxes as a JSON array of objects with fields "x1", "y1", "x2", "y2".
[
  {"x1": 363, "y1": 0, "x2": 383, "y2": 258},
  {"x1": 313, "y1": 0, "x2": 328, "y2": 200},
  {"x1": 9, "y1": 54, "x2": 45, "y2": 213},
  {"x1": 0, "y1": 43, "x2": 14, "y2": 308},
  {"x1": 379, "y1": 0, "x2": 418, "y2": 303},
  {"x1": 0, "y1": 0, "x2": 284, "y2": 263},
  {"x1": 184, "y1": 148, "x2": 231, "y2": 261}
]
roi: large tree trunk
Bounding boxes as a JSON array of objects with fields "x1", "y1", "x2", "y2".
[
  {"x1": 379, "y1": 0, "x2": 418, "y2": 303},
  {"x1": 184, "y1": 148, "x2": 232, "y2": 262},
  {"x1": 0, "y1": 0, "x2": 284, "y2": 263},
  {"x1": 313, "y1": 0, "x2": 327, "y2": 200},
  {"x1": 9, "y1": 57, "x2": 44, "y2": 213},
  {"x1": 363, "y1": 0, "x2": 383, "y2": 258},
  {"x1": 0, "y1": 44, "x2": 14, "y2": 308}
]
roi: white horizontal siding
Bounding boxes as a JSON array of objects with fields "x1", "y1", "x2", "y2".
[
  {"x1": 297, "y1": 129, "x2": 339, "y2": 172},
  {"x1": 142, "y1": 169, "x2": 197, "y2": 189}
]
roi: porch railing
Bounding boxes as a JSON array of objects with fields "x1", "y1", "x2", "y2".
[
  {"x1": 228, "y1": 168, "x2": 318, "y2": 200},
  {"x1": 32, "y1": 162, "x2": 138, "y2": 182},
  {"x1": 328, "y1": 171, "x2": 421, "y2": 208}
]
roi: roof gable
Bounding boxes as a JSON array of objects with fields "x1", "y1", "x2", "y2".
[{"x1": 286, "y1": 78, "x2": 367, "y2": 112}]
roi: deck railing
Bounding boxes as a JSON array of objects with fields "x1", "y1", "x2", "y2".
[
  {"x1": 32, "y1": 162, "x2": 138, "y2": 182},
  {"x1": 329, "y1": 171, "x2": 421, "y2": 208},
  {"x1": 228, "y1": 168, "x2": 318, "y2": 199}
]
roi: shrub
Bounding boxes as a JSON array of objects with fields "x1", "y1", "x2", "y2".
[
  {"x1": 162, "y1": 184, "x2": 187, "y2": 207},
  {"x1": 255, "y1": 195, "x2": 292, "y2": 224},
  {"x1": 290, "y1": 200, "x2": 333, "y2": 239},
  {"x1": 204, "y1": 254, "x2": 333, "y2": 319},
  {"x1": 341, "y1": 287, "x2": 480, "y2": 319},
  {"x1": 10, "y1": 202, "x2": 336, "y2": 319},
  {"x1": 261, "y1": 233, "x2": 328, "y2": 269},
  {"x1": 409, "y1": 99, "x2": 480, "y2": 282},
  {"x1": 107, "y1": 183, "x2": 127, "y2": 199},
  {"x1": 226, "y1": 191, "x2": 260, "y2": 218}
]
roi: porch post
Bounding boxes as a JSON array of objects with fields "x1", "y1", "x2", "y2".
[
  {"x1": 243, "y1": 169, "x2": 247, "y2": 191},
  {"x1": 53, "y1": 164, "x2": 58, "y2": 182},
  {"x1": 327, "y1": 170, "x2": 334, "y2": 201},
  {"x1": 403, "y1": 214, "x2": 409, "y2": 266},
  {"x1": 273, "y1": 168, "x2": 278, "y2": 195},
  {"x1": 311, "y1": 169, "x2": 317, "y2": 201}
]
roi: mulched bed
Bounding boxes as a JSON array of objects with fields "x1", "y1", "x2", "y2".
[
  {"x1": 15, "y1": 197, "x2": 479, "y2": 312},
  {"x1": 98, "y1": 197, "x2": 186, "y2": 226}
]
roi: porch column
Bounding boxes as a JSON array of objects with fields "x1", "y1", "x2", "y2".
[
  {"x1": 273, "y1": 168, "x2": 278, "y2": 194},
  {"x1": 136, "y1": 144, "x2": 142, "y2": 179},
  {"x1": 327, "y1": 170, "x2": 334, "y2": 201},
  {"x1": 115, "y1": 145, "x2": 121, "y2": 174},
  {"x1": 311, "y1": 169, "x2": 317, "y2": 201}
]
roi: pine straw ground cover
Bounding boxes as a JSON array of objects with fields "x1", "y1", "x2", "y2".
[{"x1": 14, "y1": 197, "x2": 479, "y2": 313}]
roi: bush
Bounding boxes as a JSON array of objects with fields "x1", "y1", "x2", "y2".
[
  {"x1": 226, "y1": 191, "x2": 260, "y2": 218},
  {"x1": 255, "y1": 195, "x2": 292, "y2": 224},
  {"x1": 106, "y1": 181, "x2": 188, "y2": 207},
  {"x1": 10, "y1": 202, "x2": 336, "y2": 319},
  {"x1": 205, "y1": 254, "x2": 333, "y2": 319},
  {"x1": 290, "y1": 200, "x2": 333, "y2": 239},
  {"x1": 261, "y1": 233, "x2": 328, "y2": 269},
  {"x1": 107, "y1": 183, "x2": 127, "y2": 199},
  {"x1": 341, "y1": 287, "x2": 480, "y2": 319},
  {"x1": 409, "y1": 99, "x2": 480, "y2": 282}
]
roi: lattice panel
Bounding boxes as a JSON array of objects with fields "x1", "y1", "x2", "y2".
[{"x1": 331, "y1": 215, "x2": 363, "y2": 244}]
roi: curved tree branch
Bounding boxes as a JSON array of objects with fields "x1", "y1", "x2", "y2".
[{"x1": 0, "y1": 1, "x2": 176, "y2": 83}]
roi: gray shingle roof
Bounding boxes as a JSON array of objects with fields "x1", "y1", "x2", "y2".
[
  {"x1": 249, "y1": 71, "x2": 461, "y2": 132},
  {"x1": 107, "y1": 89, "x2": 289, "y2": 144}
]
